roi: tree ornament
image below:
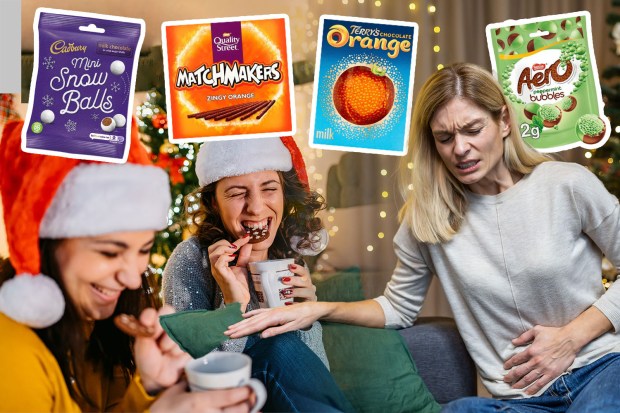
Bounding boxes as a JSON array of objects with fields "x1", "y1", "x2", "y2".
[{"x1": 151, "y1": 113, "x2": 168, "y2": 129}]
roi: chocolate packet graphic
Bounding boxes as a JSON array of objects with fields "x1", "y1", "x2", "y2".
[
  {"x1": 486, "y1": 11, "x2": 610, "y2": 152},
  {"x1": 309, "y1": 15, "x2": 418, "y2": 156},
  {"x1": 161, "y1": 15, "x2": 295, "y2": 143},
  {"x1": 23, "y1": 8, "x2": 144, "y2": 163}
]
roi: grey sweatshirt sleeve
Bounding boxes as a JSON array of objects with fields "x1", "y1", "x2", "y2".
[
  {"x1": 570, "y1": 165, "x2": 620, "y2": 331},
  {"x1": 374, "y1": 220, "x2": 434, "y2": 329}
]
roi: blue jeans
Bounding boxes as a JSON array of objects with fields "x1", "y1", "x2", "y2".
[
  {"x1": 244, "y1": 333, "x2": 354, "y2": 412},
  {"x1": 442, "y1": 352, "x2": 620, "y2": 412}
]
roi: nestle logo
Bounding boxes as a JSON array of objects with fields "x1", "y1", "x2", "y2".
[{"x1": 533, "y1": 63, "x2": 546, "y2": 71}]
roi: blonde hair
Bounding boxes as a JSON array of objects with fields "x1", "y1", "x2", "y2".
[{"x1": 399, "y1": 63, "x2": 550, "y2": 244}]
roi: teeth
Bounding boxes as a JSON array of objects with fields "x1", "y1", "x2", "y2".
[
  {"x1": 94, "y1": 284, "x2": 112, "y2": 296},
  {"x1": 458, "y1": 161, "x2": 476, "y2": 170},
  {"x1": 242, "y1": 219, "x2": 269, "y2": 230}
]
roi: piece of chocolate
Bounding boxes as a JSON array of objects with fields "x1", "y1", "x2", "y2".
[
  {"x1": 114, "y1": 313, "x2": 155, "y2": 337},
  {"x1": 101, "y1": 117, "x2": 116, "y2": 132},
  {"x1": 255, "y1": 100, "x2": 276, "y2": 120},
  {"x1": 246, "y1": 226, "x2": 270, "y2": 244}
]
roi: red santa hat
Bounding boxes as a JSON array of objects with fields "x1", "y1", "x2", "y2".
[
  {"x1": 195, "y1": 137, "x2": 327, "y2": 255},
  {"x1": 0, "y1": 120, "x2": 171, "y2": 328}
]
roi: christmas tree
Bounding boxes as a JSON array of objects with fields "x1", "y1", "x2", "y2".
[
  {"x1": 589, "y1": 0, "x2": 620, "y2": 199},
  {"x1": 137, "y1": 88, "x2": 200, "y2": 276}
]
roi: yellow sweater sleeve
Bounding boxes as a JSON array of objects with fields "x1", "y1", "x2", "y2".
[
  {"x1": 0, "y1": 313, "x2": 157, "y2": 413},
  {"x1": 106, "y1": 373, "x2": 156, "y2": 412},
  {"x1": 0, "y1": 314, "x2": 81, "y2": 413}
]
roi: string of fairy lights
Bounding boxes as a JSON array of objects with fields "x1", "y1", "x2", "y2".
[{"x1": 298, "y1": 1, "x2": 440, "y2": 262}]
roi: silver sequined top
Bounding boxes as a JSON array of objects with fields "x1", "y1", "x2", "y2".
[{"x1": 162, "y1": 237, "x2": 329, "y2": 368}]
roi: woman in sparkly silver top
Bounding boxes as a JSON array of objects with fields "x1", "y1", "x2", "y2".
[{"x1": 162, "y1": 136, "x2": 331, "y2": 367}]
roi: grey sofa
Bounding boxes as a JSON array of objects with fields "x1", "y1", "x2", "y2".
[{"x1": 400, "y1": 317, "x2": 477, "y2": 404}]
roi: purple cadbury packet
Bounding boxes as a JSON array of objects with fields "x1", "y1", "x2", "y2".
[{"x1": 23, "y1": 8, "x2": 144, "y2": 163}]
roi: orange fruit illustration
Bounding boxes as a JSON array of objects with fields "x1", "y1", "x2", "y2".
[{"x1": 332, "y1": 65, "x2": 395, "y2": 126}]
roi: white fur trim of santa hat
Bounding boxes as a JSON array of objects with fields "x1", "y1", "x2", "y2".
[
  {"x1": 0, "y1": 274, "x2": 65, "y2": 328},
  {"x1": 195, "y1": 137, "x2": 292, "y2": 187},
  {"x1": 40, "y1": 163, "x2": 171, "y2": 238}
]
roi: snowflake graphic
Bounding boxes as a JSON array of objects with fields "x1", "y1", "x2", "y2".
[
  {"x1": 42, "y1": 56, "x2": 55, "y2": 70},
  {"x1": 65, "y1": 119, "x2": 77, "y2": 133},
  {"x1": 90, "y1": 113, "x2": 99, "y2": 120},
  {"x1": 110, "y1": 82, "x2": 121, "y2": 93},
  {"x1": 42, "y1": 94, "x2": 54, "y2": 107}
]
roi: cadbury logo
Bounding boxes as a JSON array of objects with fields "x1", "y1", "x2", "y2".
[
  {"x1": 517, "y1": 59, "x2": 573, "y2": 94},
  {"x1": 50, "y1": 40, "x2": 87, "y2": 55}
]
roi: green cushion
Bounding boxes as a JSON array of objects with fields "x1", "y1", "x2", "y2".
[
  {"x1": 315, "y1": 268, "x2": 440, "y2": 413},
  {"x1": 159, "y1": 303, "x2": 243, "y2": 358},
  {"x1": 314, "y1": 267, "x2": 366, "y2": 302}
]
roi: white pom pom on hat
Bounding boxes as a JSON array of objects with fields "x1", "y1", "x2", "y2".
[
  {"x1": 0, "y1": 274, "x2": 65, "y2": 329},
  {"x1": 195, "y1": 136, "x2": 327, "y2": 256},
  {"x1": 0, "y1": 120, "x2": 171, "y2": 328}
]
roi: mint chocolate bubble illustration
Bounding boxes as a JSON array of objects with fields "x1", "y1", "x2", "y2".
[
  {"x1": 524, "y1": 102, "x2": 540, "y2": 120},
  {"x1": 538, "y1": 105, "x2": 562, "y2": 127},
  {"x1": 495, "y1": 30, "x2": 524, "y2": 55},
  {"x1": 577, "y1": 114, "x2": 606, "y2": 145},
  {"x1": 560, "y1": 96, "x2": 577, "y2": 112}
]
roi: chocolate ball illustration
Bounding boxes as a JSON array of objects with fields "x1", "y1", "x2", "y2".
[
  {"x1": 113, "y1": 114, "x2": 127, "y2": 128},
  {"x1": 101, "y1": 117, "x2": 116, "y2": 132},
  {"x1": 560, "y1": 96, "x2": 577, "y2": 112},
  {"x1": 333, "y1": 65, "x2": 395, "y2": 126},
  {"x1": 538, "y1": 105, "x2": 562, "y2": 128},
  {"x1": 577, "y1": 114, "x2": 606, "y2": 145},
  {"x1": 110, "y1": 60, "x2": 125, "y2": 75},
  {"x1": 523, "y1": 102, "x2": 540, "y2": 120},
  {"x1": 41, "y1": 109, "x2": 55, "y2": 124},
  {"x1": 539, "y1": 21, "x2": 558, "y2": 39},
  {"x1": 497, "y1": 32, "x2": 524, "y2": 55}
]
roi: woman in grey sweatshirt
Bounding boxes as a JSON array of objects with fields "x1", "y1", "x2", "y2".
[{"x1": 227, "y1": 63, "x2": 620, "y2": 412}]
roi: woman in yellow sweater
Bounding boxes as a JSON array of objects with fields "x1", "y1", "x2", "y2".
[{"x1": 0, "y1": 120, "x2": 255, "y2": 412}]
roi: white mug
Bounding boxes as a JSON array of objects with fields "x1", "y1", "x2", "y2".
[
  {"x1": 248, "y1": 258, "x2": 295, "y2": 308},
  {"x1": 185, "y1": 352, "x2": 267, "y2": 413}
]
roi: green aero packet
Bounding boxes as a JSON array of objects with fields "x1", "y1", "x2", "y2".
[{"x1": 486, "y1": 12, "x2": 610, "y2": 152}]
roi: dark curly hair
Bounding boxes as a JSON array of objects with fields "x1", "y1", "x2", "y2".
[{"x1": 188, "y1": 169, "x2": 326, "y2": 264}]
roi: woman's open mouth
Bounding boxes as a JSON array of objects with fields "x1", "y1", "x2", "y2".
[
  {"x1": 456, "y1": 160, "x2": 480, "y2": 173},
  {"x1": 241, "y1": 217, "x2": 272, "y2": 244}
]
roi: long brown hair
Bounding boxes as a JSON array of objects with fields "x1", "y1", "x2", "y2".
[
  {"x1": 0, "y1": 240, "x2": 160, "y2": 409},
  {"x1": 188, "y1": 169, "x2": 326, "y2": 263},
  {"x1": 399, "y1": 63, "x2": 550, "y2": 243}
]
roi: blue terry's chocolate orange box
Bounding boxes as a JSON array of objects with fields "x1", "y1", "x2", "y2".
[{"x1": 309, "y1": 15, "x2": 418, "y2": 156}]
